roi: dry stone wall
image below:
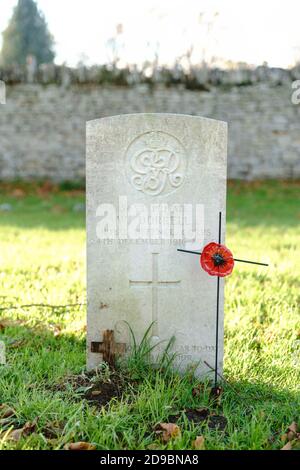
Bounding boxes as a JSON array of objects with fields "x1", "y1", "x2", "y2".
[{"x1": 0, "y1": 79, "x2": 299, "y2": 181}]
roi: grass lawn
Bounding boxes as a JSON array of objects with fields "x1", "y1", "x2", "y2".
[{"x1": 0, "y1": 181, "x2": 299, "y2": 450}]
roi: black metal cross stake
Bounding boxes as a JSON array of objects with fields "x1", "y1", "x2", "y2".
[
  {"x1": 178, "y1": 211, "x2": 268, "y2": 388},
  {"x1": 215, "y1": 212, "x2": 222, "y2": 387}
]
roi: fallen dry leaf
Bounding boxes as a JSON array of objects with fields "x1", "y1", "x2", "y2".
[
  {"x1": 281, "y1": 422, "x2": 299, "y2": 442},
  {"x1": 280, "y1": 422, "x2": 300, "y2": 450},
  {"x1": 7, "y1": 428, "x2": 24, "y2": 442},
  {"x1": 287, "y1": 422, "x2": 298, "y2": 439},
  {"x1": 64, "y1": 442, "x2": 96, "y2": 451},
  {"x1": 0, "y1": 417, "x2": 16, "y2": 427},
  {"x1": 1, "y1": 420, "x2": 37, "y2": 442},
  {"x1": 289, "y1": 422, "x2": 298, "y2": 432},
  {"x1": 0, "y1": 405, "x2": 16, "y2": 419},
  {"x1": 155, "y1": 423, "x2": 181, "y2": 443},
  {"x1": 281, "y1": 441, "x2": 293, "y2": 450},
  {"x1": 192, "y1": 436, "x2": 205, "y2": 450}
]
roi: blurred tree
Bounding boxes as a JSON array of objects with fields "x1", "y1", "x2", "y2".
[{"x1": 1, "y1": 0, "x2": 55, "y2": 66}]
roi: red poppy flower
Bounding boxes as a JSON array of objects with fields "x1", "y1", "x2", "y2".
[{"x1": 200, "y1": 242, "x2": 234, "y2": 277}]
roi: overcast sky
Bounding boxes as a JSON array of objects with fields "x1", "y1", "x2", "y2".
[{"x1": 0, "y1": 0, "x2": 299, "y2": 68}]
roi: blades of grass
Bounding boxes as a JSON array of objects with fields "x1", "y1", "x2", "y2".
[
  {"x1": 159, "y1": 336, "x2": 177, "y2": 371},
  {"x1": 123, "y1": 321, "x2": 137, "y2": 357},
  {"x1": 138, "y1": 322, "x2": 156, "y2": 351}
]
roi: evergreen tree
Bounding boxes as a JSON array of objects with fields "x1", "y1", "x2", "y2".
[{"x1": 1, "y1": 0, "x2": 55, "y2": 66}]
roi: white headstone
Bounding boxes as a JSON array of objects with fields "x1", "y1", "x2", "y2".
[{"x1": 86, "y1": 114, "x2": 227, "y2": 377}]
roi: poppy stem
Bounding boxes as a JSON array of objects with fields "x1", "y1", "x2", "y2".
[{"x1": 177, "y1": 249, "x2": 269, "y2": 267}]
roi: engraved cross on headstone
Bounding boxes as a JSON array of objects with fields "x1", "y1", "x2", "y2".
[{"x1": 129, "y1": 253, "x2": 181, "y2": 337}]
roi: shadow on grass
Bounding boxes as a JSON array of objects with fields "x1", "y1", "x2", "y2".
[
  {"x1": 1, "y1": 320, "x2": 298, "y2": 411},
  {"x1": 0, "y1": 317, "x2": 86, "y2": 383},
  {"x1": 1, "y1": 321, "x2": 298, "y2": 451}
]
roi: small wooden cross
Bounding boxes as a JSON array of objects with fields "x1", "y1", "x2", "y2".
[{"x1": 90, "y1": 330, "x2": 126, "y2": 367}]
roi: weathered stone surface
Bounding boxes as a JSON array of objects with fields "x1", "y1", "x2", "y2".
[{"x1": 86, "y1": 113, "x2": 227, "y2": 377}]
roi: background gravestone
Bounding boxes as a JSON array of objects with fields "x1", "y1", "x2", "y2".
[{"x1": 86, "y1": 113, "x2": 227, "y2": 377}]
